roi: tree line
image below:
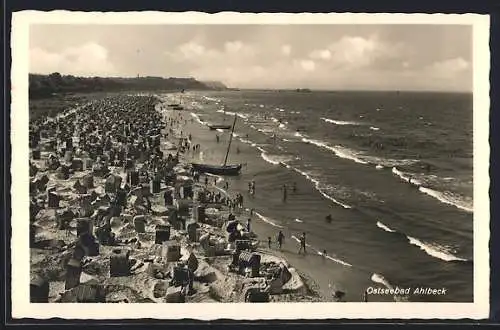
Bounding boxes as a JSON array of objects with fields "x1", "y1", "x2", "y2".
[{"x1": 29, "y1": 72, "x2": 225, "y2": 99}]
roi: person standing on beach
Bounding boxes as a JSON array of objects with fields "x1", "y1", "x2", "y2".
[
  {"x1": 224, "y1": 181, "x2": 229, "y2": 190},
  {"x1": 247, "y1": 218, "x2": 251, "y2": 232},
  {"x1": 277, "y1": 231, "x2": 285, "y2": 249},
  {"x1": 282, "y1": 184, "x2": 288, "y2": 202},
  {"x1": 298, "y1": 232, "x2": 306, "y2": 254},
  {"x1": 204, "y1": 176, "x2": 208, "y2": 187},
  {"x1": 268, "y1": 236, "x2": 272, "y2": 249},
  {"x1": 238, "y1": 193, "x2": 244, "y2": 208}
]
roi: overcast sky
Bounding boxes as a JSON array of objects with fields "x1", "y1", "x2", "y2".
[{"x1": 29, "y1": 24, "x2": 472, "y2": 91}]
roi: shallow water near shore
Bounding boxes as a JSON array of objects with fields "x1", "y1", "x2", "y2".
[{"x1": 159, "y1": 89, "x2": 473, "y2": 302}]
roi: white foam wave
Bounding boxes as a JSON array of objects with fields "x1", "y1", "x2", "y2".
[
  {"x1": 260, "y1": 153, "x2": 279, "y2": 165},
  {"x1": 324, "y1": 255, "x2": 352, "y2": 267},
  {"x1": 321, "y1": 117, "x2": 361, "y2": 126},
  {"x1": 256, "y1": 127, "x2": 274, "y2": 134},
  {"x1": 302, "y1": 138, "x2": 368, "y2": 165},
  {"x1": 376, "y1": 221, "x2": 396, "y2": 233},
  {"x1": 391, "y1": 167, "x2": 422, "y2": 185},
  {"x1": 392, "y1": 167, "x2": 473, "y2": 213},
  {"x1": 292, "y1": 167, "x2": 352, "y2": 209},
  {"x1": 202, "y1": 96, "x2": 219, "y2": 102},
  {"x1": 369, "y1": 126, "x2": 380, "y2": 131},
  {"x1": 418, "y1": 187, "x2": 473, "y2": 213},
  {"x1": 315, "y1": 248, "x2": 353, "y2": 267},
  {"x1": 294, "y1": 131, "x2": 304, "y2": 138},
  {"x1": 216, "y1": 109, "x2": 248, "y2": 119},
  {"x1": 256, "y1": 146, "x2": 266, "y2": 153},
  {"x1": 259, "y1": 150, "x2": 294, "y2": 166},
  {"x1": 407, "y1": 236, "x2": 468, "y2": 262},
  {"x1": 190, "y1": 112, "x2": 205, "y2": 125},
  {"x1": 375, "y1": 221, "x2": 468, "y2": 262},
  {"x1": 371, "y1": 273, "x2": 394, "y2": 290},
  {"x1": 254, "y1": 211, "x2": 283, "y2": 228},
  {"x1": 238, "y1": 137, "x2": 257, "y2": 148},
  {"x1": 294, "y1": 218, "x2": 303, "y2": 223},
  {"x1": 375, "y1": 164, "x2": 384, "y2": 170}
]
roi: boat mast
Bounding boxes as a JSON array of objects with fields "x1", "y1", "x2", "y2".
[{"x1": 223, "y1": 115, "x2": 237, "y2": 166}]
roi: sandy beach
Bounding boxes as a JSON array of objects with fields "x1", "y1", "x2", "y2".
[{"x1": 29, "y1": 93, "x2": 325, "y2": 303}]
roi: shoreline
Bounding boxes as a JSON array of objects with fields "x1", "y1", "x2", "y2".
[{"x1": 28, "y1": 92, "x2": 324, "y2": 303}]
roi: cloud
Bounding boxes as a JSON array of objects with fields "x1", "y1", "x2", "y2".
[
  {"x1": 224, "y1": 41, "x2": 244, "y2": 53},
  {"x1": 309, "y1": 49, "x2": 332, "y2": 60},
  {"x1": 166, "y1": 40, "x2": 257, "y2": 66},
  {"x1": 308, "y1": 35, "x2": 404, "y2": 70},
  {"x1": 178, "y1": 42, "x2": 207, "y2": 59},
  {"x1": 30, "y1": 42, "x2": 116, "y2": 76},
  {"x1": 428, "y1": 57, "x2": 470, "y2": 75},
  {"x1": 297, "y1": 59, "x2": 316, "y2": 72},
  {"x1": 281, "y1": 45, "x2": 291, "y2": 56}
]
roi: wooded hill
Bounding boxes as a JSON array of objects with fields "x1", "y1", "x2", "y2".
[{"x1": 29, "y1": 72, "x2": 227, "y2": 98}]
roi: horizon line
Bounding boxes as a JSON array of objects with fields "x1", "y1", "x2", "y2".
[{"x1": 28, "y1": 72, "x2": 472, "y2": 94}]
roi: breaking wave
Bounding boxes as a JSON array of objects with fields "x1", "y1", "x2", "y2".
[
  {"x1": 371, "y1": 273, "x2": 394, "y2": 290},
  {"x1": 392, "y1": 167, "x2": 473, "y2": 213},
  {"x1": 259, "y1": 152, "x2": 295, "y2": 166},
  {"x1": 321, "y1": 117, "x2": 362, "y2": 126},
  {"x1": 291, "y1": 167, "x2": 352, "y2": 209},
  {"x1": 190, "y1": 112, "x2": 205, "y2": 125},
  {"x1": 216, "y1": 109, "x2": 249, "y2": 119},
  {"x1": 407, "y1": 236, "x2": 469, "y2": 262},
  {"x1": 376, "y1": 221, "x2": 396, "y2": 233},
  {"x1": 418, "y1": 187, "x2": 473, "y2": 213},
  {"x1": 375, "y1": 221, "x2": 469, "y2": 262},
  {"x1": 254, "y1": 211, "x2": 283, "y2": 228},
  {"x1": 302, "y1": 137, "x2": 369, "y2": 164}
]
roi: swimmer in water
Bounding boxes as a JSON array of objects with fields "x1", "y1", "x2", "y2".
[
  {"x1": 325, "y1": 214, "x2": 332, "y2": 223},
  {"x1": 282, "y1": 184, "x2": 288, "y2": 202}
]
